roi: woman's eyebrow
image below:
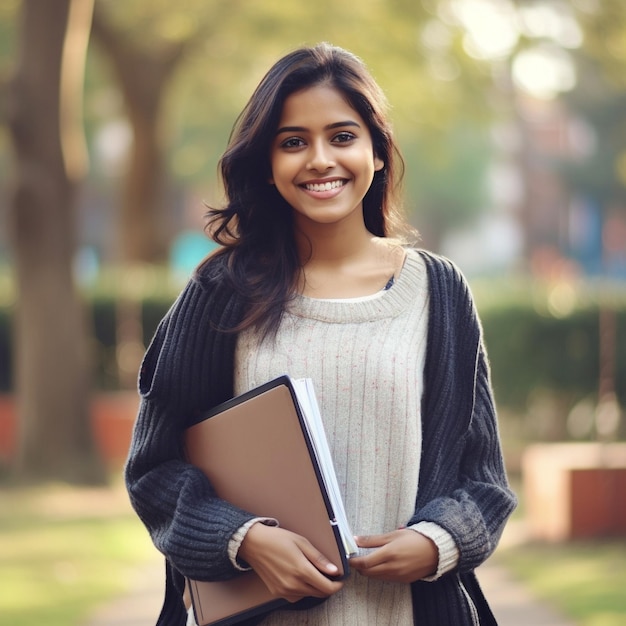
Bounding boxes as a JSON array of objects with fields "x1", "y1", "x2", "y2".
[{"x1": 275, "y1": 120, "x2": 361, "y2": 135}]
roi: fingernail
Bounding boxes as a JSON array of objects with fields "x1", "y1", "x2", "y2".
[{"x1": 327, "y1": 563, "x2": 338, "y2": 573}]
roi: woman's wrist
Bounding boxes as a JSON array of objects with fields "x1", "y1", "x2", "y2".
[
  {"x1": 408, "y1": 521, "x2": 459, "y2": 580},
  {"x1": 230, "y1": 517, "x2": 279, "y2": 570}
]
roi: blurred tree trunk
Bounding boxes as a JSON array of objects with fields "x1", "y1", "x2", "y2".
[
  {"x1": 6, "y1": 0, "x2": 105, "y2": 483},
  {"x1": 90, "y1": 5, "x2": 187, "y2": 264}
]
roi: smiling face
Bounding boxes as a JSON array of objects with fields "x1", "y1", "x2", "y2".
[{"x1": 269, "y1": 84, "x2": 384, "y2": 234}]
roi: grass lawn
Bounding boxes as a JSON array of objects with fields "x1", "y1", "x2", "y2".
[
  {"x1": 496, "y1": 539, "x2": 626, "y2": 626},
  {"x1": 0, "y1": 479, "x2": 156, "y2": 626}
]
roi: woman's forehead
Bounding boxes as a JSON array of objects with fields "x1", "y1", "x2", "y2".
[{"x1": 277, "y1": 85, "x2": 365, "y2": 129}]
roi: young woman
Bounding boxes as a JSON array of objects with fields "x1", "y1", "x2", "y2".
[{"x1": 126, "y1": 43, "x2": 517, "y2": 626}]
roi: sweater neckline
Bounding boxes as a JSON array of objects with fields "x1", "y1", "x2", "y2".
[{"x1": 288, "y1": 248, "x2": 426, "y2": 323}]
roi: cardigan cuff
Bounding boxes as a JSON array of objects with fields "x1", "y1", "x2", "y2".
[
  {"x1": 408, "y1": 521, "x2": 459, "y2": 581},
  {"x1": 228, "y1": 517, "x2": 279, "y2": 571}
]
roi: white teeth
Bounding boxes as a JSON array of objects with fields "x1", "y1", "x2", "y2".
[{"x1": 305, "y1": 180, "x2": 345, "y2": 192}]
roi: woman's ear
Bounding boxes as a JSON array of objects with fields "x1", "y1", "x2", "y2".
[{"x1": 374, "y1": 155, "x2": 384, "y2": 172}]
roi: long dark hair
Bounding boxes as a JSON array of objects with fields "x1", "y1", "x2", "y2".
[{"x1": 201, "y1": 43, "x2": 407, "y2": 336}]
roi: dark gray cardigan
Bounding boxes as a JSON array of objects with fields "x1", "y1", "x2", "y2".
[{"x1": 125, "y1": 250, "x2": 517, "y2": 625}]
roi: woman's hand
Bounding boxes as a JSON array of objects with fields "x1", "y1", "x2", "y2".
[
  {"x1": 238, "y1": 522, "x2": 344, "y2": 603},
  {"x1": 349, "y1": 529, "x2": 439, "y2": 583}
]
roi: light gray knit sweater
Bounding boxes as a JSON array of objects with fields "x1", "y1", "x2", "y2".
[{"x1": 230, "y1": 251, "x2": 456, "y2": 625}]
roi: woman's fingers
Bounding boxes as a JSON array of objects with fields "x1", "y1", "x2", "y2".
[
  {"x1": 350, "y1": 529, "x2": 438, "y2": 583},
  {"x1": 297, "y1": 536, "x2": 341, "y2": 576},
  {"x1": 239, "y1": 522, "x2": 344, "y2": 601}
]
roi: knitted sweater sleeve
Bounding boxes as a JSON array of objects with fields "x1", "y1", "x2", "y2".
[
  {"x1": 407, "y1": 253, "x2": 517, "y2": 573},
  {"x1": 124, "y1": 275, "x2": 257, "y2": 582}
]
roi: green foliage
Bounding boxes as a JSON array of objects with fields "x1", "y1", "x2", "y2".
[
  {"x1": 473, "y1": 278, "x2": 626, "y2": 447},
  {"x1": 574, "y1": 0, "x2": 626, "y2": 90},
  {"x1": 473, "y1": 278, "x2": 626, "y2": 441},
  {"x1": 482, "y1": 304, "x2": 603, "y2": 406},
  {"x1": 402, "y1": 122, "x2": 492, "y2": 239},
  {"x1": 0, "y1": 0, "x2": 19, "y2": 189},
  {"x1": 0, "y1": 0, "x2": 18, "y2": 59}
]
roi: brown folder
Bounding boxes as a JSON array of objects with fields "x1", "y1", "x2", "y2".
[{"x1": 184, "y1": 375, "x2": 354, "y2": 626}]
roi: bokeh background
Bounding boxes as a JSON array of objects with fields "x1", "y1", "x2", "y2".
[{"x1": 0, "y1": 1, "x2": 624, "y2": 625}]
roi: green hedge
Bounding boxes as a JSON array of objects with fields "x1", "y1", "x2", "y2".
[
  {"x1": 1, "y1": 285, "x2": 625, "y2": 423},
  {"x1": 90, "y1": 294, "x2": 174, "y2": 390},
  {"x1": 474, "y1": 280, "x2": 626, "y2": 442},
  {"x1": 482, "y1": 305, "x2": 626, "y2": 409},
  {"x1": 0, "y1": 294, "x2": 175, "y2": 393}
]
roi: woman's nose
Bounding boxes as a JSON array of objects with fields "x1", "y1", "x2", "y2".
[{"x1": 306, "y1": 141, "x2": 335, "y2": 172}]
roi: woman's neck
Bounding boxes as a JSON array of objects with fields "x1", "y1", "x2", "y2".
[
  {"x1": 295, "y1": 224, "x2": 405, "y2": 299},
  {"x1": 296, "y1": 219, "x2": 371, "y2": 263}
]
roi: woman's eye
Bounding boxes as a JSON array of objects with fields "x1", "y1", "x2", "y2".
[
  {"x1": 333, "y1": 131, "x2": 356, "y2": 143},
  {"x1": 281, "y1": 137, "x2": 305, "y2": 149}
]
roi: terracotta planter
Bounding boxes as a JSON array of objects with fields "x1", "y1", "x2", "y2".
[
  {"x1": 0, "y1": 392, "x2": 139, "y2": 468},
  {"x1": 523, "y1": 442, "x2": 626, "y2": 541}
]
